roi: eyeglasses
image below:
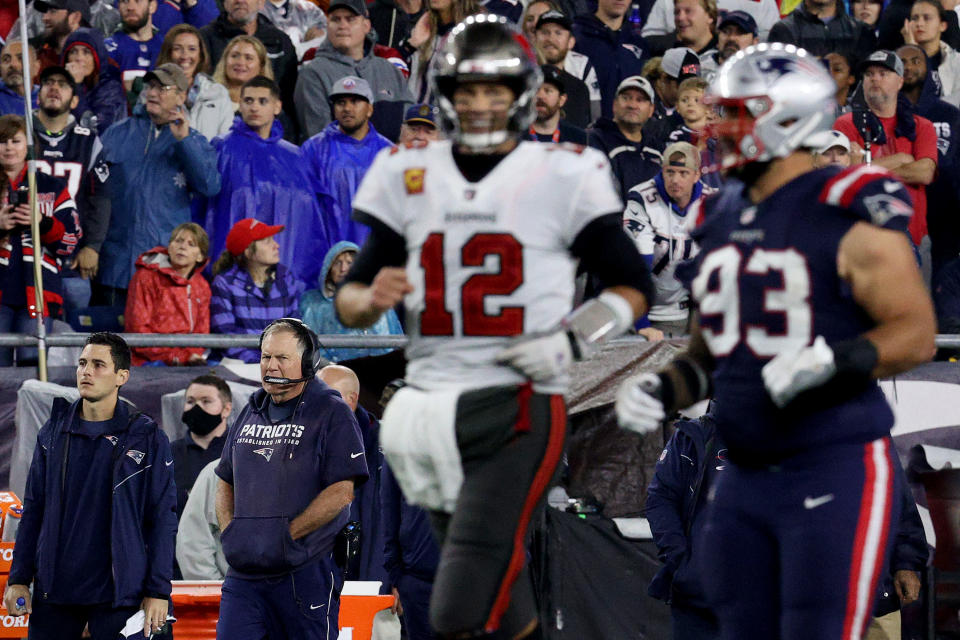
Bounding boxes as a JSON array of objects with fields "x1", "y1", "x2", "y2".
[{"x1": 145, "y1": 80, "x2": 178, "y2": 93}]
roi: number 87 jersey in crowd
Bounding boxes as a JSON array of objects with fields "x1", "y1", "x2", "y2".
[
  {"x1": 351, "y1": 138, "x2": 625, "y2": 394},
  {"x1": 684, "y1": 162, "x2": 916, "y2": 459}
]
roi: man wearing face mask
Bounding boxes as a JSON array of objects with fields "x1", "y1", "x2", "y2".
[{"x1": 171, "y1": 374, "x2": 233, "y2": 518}]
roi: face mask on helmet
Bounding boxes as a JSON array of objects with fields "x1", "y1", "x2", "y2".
[
  {"x1": 703, "y1": 43, "x2": 837, "y2": 175},
  {"x1": 430, "y1": 15, "x2": 542, "y2": 153}
]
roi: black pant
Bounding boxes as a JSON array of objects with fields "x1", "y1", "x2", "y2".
[
  {"x1": 27, "y1": 600, "x2": 140, "y2": 640},
  {"x1": 428, "y1": 385, "x2": 566, "y2": 639}
]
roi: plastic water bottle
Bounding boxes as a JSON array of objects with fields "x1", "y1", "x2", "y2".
[{"x1": 629, "y1": 2, "x2": 643, "y2": 35}]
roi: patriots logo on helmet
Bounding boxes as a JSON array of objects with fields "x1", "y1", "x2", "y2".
[{"x1": 254, "y1": 447, "x2": 274, "y2": 462}]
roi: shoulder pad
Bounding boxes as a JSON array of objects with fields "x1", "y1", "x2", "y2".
[{"x1": 818, "y1": 165, "x2": 912, "y2": 230}]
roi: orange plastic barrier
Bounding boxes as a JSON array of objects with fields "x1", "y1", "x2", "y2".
[{"x1": 171, "y1": 581, "x2": 395, "y2": 640}]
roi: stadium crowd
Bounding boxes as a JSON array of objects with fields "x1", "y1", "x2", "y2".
[{"x1": 0, "y1": 0, "x2": 957, "y2": 357}]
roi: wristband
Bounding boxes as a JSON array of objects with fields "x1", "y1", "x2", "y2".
[{"x1": 831, "y1": 336, "x2": 878, "y2": 386}]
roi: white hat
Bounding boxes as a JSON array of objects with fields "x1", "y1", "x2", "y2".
[{"x1": 817, "y1": 130, "x2": 851, "y2": 154}]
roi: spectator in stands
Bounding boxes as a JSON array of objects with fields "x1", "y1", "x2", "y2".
[
  {"x1": 302, "y1": 75, "x2": 392, "y2": 247},
  {"x1": 898, "y1": 43, "x2": 960, "y2": 278},
  {"x1": 646, "y1": 407, "x2": 723, "y2": 638},
  {"x1": 203, "y1": 76, "x2": 327, "y2": 285},
  {"x1": 700, "y1": 10, "x2": 756, "y2": 81},
  {"x1": 210, "y1": 218, "x2": 304, "y2": 363},
  {"x1": 401, "y1": 0, "x2": 475, "y2": 106},
  {"x1": 527, "y1": 65, "x2": 587, "y2": 143},
  {"x1": 177, "y1": 460, "x2": 229, "y2": 579},
  {"x1": 106, "y1": 0, "x2": 164, "y2": 92},
  {"x1": 370, "y1": 0, "x2": 424, "y2": 50},
  {"x1": 124, "y1": 222, "x2": 211, "y2": 366},
  {"x1": 813, "y1": 130, "x2": 853, "y2": 167},
  {"x1": 589, "y1": 75, "x2": 664, "y2": 200},
  {"x1": 670, "y1": 0, "x2": 719, "y2": 57},
  {"x1": 0, "y1": 41, "x2": 38, "y2": 116},
  {"x1": 200, "y1": 0, "x2": 298, "y2": 134},
  {"x1": 300, "y1": 241, "x2": 403, "y2": 362},
  {"x1": 260, "y1": 0, "x2": 327, "y2": 48},
  {"x1": 903, "y1": 0, "x2": 960, "y2": 105},
  {"x1": 157, "y1": 24, "x2": 235, "y2": 140},
  {"x1": 767, "y1": 0, "x2": 877, "y2": 60},
  {"x1": 397, "y1": 101, "x2": 439, "y2": 144},
  {"x1": 653, "y1": 47, "x2": 700, "y2": 130},
  {"x1": 61, "y1": 28, "x2": 128, "y2": 133},
  {"x1": 573, "y1": 0, "x2": 649, "y2": 119},
  {"x1": 3, "y1": 332, "x2": 176, "y2": 640},
  {"x1": 834, "y1": 50, "x2": 937, "y2": 251},
  {"x1": 212, "y1": 34, "x2": 274, "y2": 110},
  {"x1": 97, "y1": 62, "x2": 220, "y2": 306},
  {"x1": 296, "y1": 0, "x2": 413, "y2": 142},
  {"x1": 623, "y1": 142, "x2": 709, "y2": 336},
  {"x1": 318, "y1": 364, "x2": 389, "y2": 588},
  {"x1": 32, "y1": 0, "x2": 87, "y2": 71},
  {"x1": 33, "y1": 65, "x2": 110, "y2": 313},
  {"x1": 171, "y1": 373, "x2": 232, "y2": 517},
  {"x1": 668, "y1": 76, "x2": 708, "y2": 142},
  {"x1": 643, "y1": 0, "x2": 777, "y2": 44},
  {"x1": 853, "y1": 0, "x2": 886, "y2": 32},
  {"x1": 534, "y1": 10, "x2": 601, "y2": 126},
  {"x1": 153, "y1": 0, "x2": 219, "y2": 41},
  {"x1": 825, "y1": 51, "x2": 857, "y2": 114},
  {"x1": 0, "y1": 114, "x2": 79, "y2": 366},
  {"x1": 521, "y1": 0, "x2": 557, "y2": 43}
]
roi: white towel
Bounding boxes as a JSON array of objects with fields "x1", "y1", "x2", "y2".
[{"x1": 380, "y1": 387, "x2": 463, "y2": 513}]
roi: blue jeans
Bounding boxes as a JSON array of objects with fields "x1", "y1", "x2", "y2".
[{"x1": 0, "y1": 305, "x2": 52, "y2": 366}]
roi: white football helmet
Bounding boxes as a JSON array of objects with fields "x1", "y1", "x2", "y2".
[{"x1": 706, "y1": 43, "x2": 837, "y2": 171}]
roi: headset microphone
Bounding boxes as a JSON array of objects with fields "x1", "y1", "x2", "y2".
[{"x1": 262, "y1": 373, "x2": 313, "y2": 385}]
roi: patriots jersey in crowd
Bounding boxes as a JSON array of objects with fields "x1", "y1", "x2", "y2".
[
  {"x1": 685, "y1": 164, "x2": 913, "y2": 462},
  {"x1": 105, "y1": 31, "x2": 163, "y2": 87},
  {"x1": 624, "y1": 175, "x2": 714, "y2": 322},
  {"x1": 352, "y1": 140, "x2": 622, "y2": 394},
  {"x1": 34, "y1": 115, "x2": 110, "y2": 236}
]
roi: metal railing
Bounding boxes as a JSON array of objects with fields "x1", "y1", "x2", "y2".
[{"x1": 1, "y1": 332, "x2": 960, "y2": 349}]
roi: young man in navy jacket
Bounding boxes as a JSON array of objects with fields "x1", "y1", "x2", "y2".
[
  {"x1": 4, "y1": 332, "x2": 177, "y2": 639},
  {"x1": 214, "y1": 319, "x2": 369, "y2": 640}
]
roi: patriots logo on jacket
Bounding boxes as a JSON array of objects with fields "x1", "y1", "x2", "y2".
[
  {"x1": 625, "y1": 218, "x2": 646, "y2": 234},
  {"x1": 621, "y1": 44, "x2": 644, "y2": 60},
  {"x1": 103, "y1": 435, "x2": 119, "y2": 446},
  {"x1": 254, "y1": 447, "x2": 274, "y2": 462},
  {"x1": 126, "y1": 449, "x2": 145, "y2": 464}
]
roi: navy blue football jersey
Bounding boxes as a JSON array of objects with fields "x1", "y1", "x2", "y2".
[
  {"x1": 105, "y1": 31, "x2": 163, "y2": 88},
  {"x1": 687, "y1": 164, "x2": 913, "y2": 462}
]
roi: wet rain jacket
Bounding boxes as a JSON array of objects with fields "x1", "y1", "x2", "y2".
[
  {"x1": 124, "y1": 246, "x2": 211, "y2": 366},
  {"x1": 203, "y1": 116, "x2": 329, "y2": 286},
  {"x1": 98, "y1": 104, "x2": 221, "y2": 290},
  {"x1": 302, "y1": 121, "x2": 392, "y2": 248}
]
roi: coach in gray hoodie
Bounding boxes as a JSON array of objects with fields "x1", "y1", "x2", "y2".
[{"x1": 294, "y1": 0, "x2": 412, "y2": 141}]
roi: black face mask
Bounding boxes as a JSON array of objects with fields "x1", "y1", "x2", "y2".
[{"x1": 182, "y1": 404, "x2": 223, "y2": 437}]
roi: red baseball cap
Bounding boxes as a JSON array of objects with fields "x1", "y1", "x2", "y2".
[{"x1": 226, "y1": 218, "x2": 284, "y2": 257}]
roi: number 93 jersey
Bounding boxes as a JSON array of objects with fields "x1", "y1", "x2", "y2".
[
  {"x1": 686, "y1": 164, "x2": 913, "y2": 461},
  {"x1": 352, "y1": 140, "x2": 623, "y2": 392}
]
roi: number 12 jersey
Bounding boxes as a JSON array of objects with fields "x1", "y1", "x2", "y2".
[{"x1": 352, "y1": 140, "x2": 623, "y2": 393}]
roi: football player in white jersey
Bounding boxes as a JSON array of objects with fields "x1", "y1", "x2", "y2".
[
  {"x1": 335, "y1": 14, "x2": 654, "y2": 640},
  {"x1": 623, "y1": 141, "x2": 715, "y2": 336}
]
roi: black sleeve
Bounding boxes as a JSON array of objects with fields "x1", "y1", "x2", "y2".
[
  {"x1": 341, "y1": 210, "x2": 409, "y2": 286},
  {"x1": 570, "y1": 212, "x2": 655, "y2": 304}
]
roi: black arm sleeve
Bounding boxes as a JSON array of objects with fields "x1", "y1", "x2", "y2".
[
  {"x1": 341, "y1": 210, "x2": 409, "y2": 286},
  {"x1": 570, "y1": 212, "x2": 655, "y2": 304}
]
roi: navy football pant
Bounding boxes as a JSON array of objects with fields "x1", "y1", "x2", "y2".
[
  {"x1": 428, "y1": 385, "x2": 565, "y2": 639},
  {"x1": 216, "y1": 556, "x2": 341, "y2": 640},
  {"x1": 699, "y1": 437, "x2": 899, "y2": 640},
  {"x1": 26, "y1": 601, "x2": 139, "y2": 640}
]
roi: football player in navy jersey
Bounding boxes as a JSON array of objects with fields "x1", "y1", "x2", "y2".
[{"x1": 616, "y1": 43, "x2": 936, "y2": 640}]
